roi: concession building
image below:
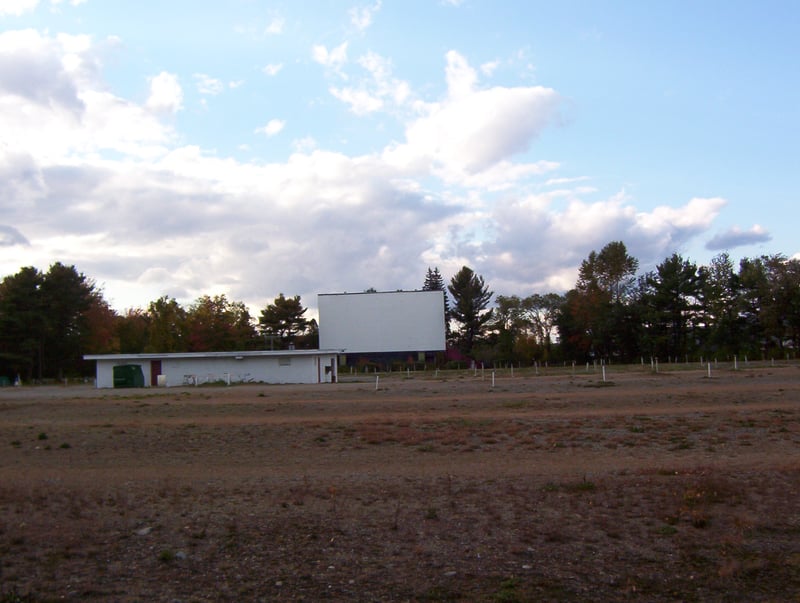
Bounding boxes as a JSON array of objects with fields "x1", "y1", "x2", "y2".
[{"x1": 84, "y1": 349, "x2": 339, "y2": 388}]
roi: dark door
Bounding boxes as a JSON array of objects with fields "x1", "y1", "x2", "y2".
[{"x1": 150, "y1": 360, "x2": 162, "y2": 386}]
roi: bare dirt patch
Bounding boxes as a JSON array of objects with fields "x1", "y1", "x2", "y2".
[{"x1": 1, "y1": 365, "x2": 799, "y2": 601}]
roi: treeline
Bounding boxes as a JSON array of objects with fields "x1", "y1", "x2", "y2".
[
  {"x1": 0, "y1": 265, "x2": 316, "y2": 382},
  {"x1": 440, "y1": 242, "x2": 800, "y2": 365},
  {"x1": 3, "y1": 242, "x2": 799, "y2": 380}
]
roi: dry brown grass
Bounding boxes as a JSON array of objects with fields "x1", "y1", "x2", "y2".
[{"x1": 1, "y1": 364, "x2": 799, "y2": 601}]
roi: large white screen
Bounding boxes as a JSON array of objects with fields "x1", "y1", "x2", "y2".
[{"x1": 318, "y1": 290, "x2": 446, "y2": 353}]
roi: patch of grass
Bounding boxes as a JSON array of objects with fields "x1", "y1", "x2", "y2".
[
  {"x1": 493, "y1": 577, "x2": 522, "y2": 602},
  {"x1": 418, "y1": 585, "x2": 462, "y2": 602},
  {"x1": 37, "y1": 432, "x2": 48, "y2": 440},
  {"x1": 583, "y1": 381, "x2": 616, "y2": 388},
  {"x1": 158, "y1": 549, "x2": 176, "y2": 563},
  {"x1": 10, "y1": 440, "x2": 21, "y2": 448},
  {"x1": 657, "y1": 525, "x2": 678, "y2": 536},
  {"x1": 59, "y1": 442, "x2": 71, "y2": 449},
  {"x1": 565, "y1": 478, "x2": 597, "y2": 493}
]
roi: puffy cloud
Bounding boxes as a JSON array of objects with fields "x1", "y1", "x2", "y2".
[
  {"x1": 265, "y1": 16, "x2": 285, "y2": 35},
  {"x1": 0, "y1": 0, "x2": 38, "y2": 16},
  {"x1": 311, "y1": 42, "x2": 348, "y2": 70},
  {"x1": 480, "y1": 60, "x2": 501, "y2": 76},
  {"x1": 0, "y1": 29, "x2": 85, "y2": 116},
  {"x1": 329, "y1": 51, "x2": 411, "y2": 115},
  {"x1": 0, "y1": 30, "x2": 172, "y2": 163},
  {"x1": 262, "y1": 63, "x2": 283, "y2": 76},
  {"x1": 350, "y1": 1, "x2": 382, "y2": 31},
  {"x1": 194, "y1": 73, "x2": 224, "y2": 95},
  {"x1": 445, "y1": 50, "x2": 477, "y2": 98},
  {"x1": 146, "y1": 71, "x2": 183, "y2": 114},
  {"x1": 329, "y1": 86, "x2": 382, "y2": 114},
  {"x1": 477, "y1": 193, "x2": 729, "y2": 295},
  {"x1": 384, "y1": 52, "x2": 562, "y2": 186},
  {"x1": 706, "y1": 224, "x2": 772, "y2": 250},
  {"x1": 0, "y1": 31, "x2": 731, "y2": 315},
  {"x1": 255, "y1": 119, "x2": 285, "y2": 137}
]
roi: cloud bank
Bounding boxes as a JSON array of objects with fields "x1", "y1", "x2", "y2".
[{"x1": 0, "y1": 29, "x2": 728, "y2": 313}]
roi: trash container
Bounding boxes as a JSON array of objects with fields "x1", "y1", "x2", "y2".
[{"x1": 113, "y1": 364, "x2": 145, "y2": 388}]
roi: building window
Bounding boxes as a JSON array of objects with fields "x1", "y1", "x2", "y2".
[{"x1": 279, "y1": 357, "x2": 291, "y2": 366}]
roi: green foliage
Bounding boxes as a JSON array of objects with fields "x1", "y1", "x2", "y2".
[
  {"x1": 0, "y1": 263, "x2": 98, "y2": 380},
  {"x1": 3, "y1": 243, "x2": 800, "y2": 375},
  {"x1": 186, "y1": 294, "x2": 256, "y2": 352},
  {"x1": 639, "y1": 253, "x2": 702, "y2": 359},
  {"x1": 448, "y1": 266, "x2": 493, "y2": 356},
  {"x1": 258, "y1": 293, "x2": 310, "y2": 348},
  {"x1": 146, "y1": 296, "x2": 187, "y2": 352}
]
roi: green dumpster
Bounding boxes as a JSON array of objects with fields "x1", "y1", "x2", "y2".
[{"x1": 113, "y1": 364, "x2": 145, "y2": 388}]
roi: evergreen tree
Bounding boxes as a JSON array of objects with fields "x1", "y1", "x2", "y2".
[
  {"x1": 39, "y1": 263, "x2": 96, "y2": 378},
  {"x1": 447, "y1": 266, "x2": 493, "y2": 356},
  {"x1": 0, "y1": 267, "x2": 45, "y2": 381},
  {"x1": 258, "y1": 294, "x2": 309, "y2": 348},
  {"x1": 639, "y1": 254, "x2": 701, "y2": 359}
]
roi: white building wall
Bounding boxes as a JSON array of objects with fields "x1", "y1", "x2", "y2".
[{"x1": 92, "y1": 353, "x2": 338, "y2": 388}]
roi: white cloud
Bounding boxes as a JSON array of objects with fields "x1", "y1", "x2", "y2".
[
  {"x1": 292, "y1": 136, "x2": 317, "y2": 153},
  {"x1": 194, "y1": 73, "x2": 224, "y2": 95},
  {"x1": 445, "y1": 50, "x2": 477, "y2": 98},
  {"x1": 50, "y1": 0, "x2": 87, "y2": 6},
  {"x1": 0, "y1": 0, "x2": 38, "y2": 16},
  {"x1": 0, "y1": 31, "x2": 733, "y2": 316},
  {"x1": 326, "y1": 51, "x2": 411, "y2": 115},
  {"x1": 255, "y1": 119, "x2": 285, "y2": 137},
  {"x1": 477, "y1": 193, "x2": 729, "y2": 295},
  {"x1": 0, "y1": 29, "x2": 85, "y2": 115},
  {"x1": 480, "y1": 60, "x2": 501, "y2": 76},
  {"x1": 330, "y1": 86, "x2": 382, "y2": 114},
  {"x1": 312, "y1": 42, "x2": 348, "y2": 70},
  {"x1": 546, "y1": 176, "x2": 590, "y2": 186},
  {"x1": 0, "y1": 30, "x2": 172, "y2": 163},
  {"x1": 350, "y1": 1, "x2": 382, "y2": 31},
  {"x1": 262, "y1": 62, "x2": 283, "y2": 76},
  {"x1": 383, "y1": 51, "x2": 562, "y2": 184},
  {"x1": 146, "y1": 71, "x2": 183, "y2": 114},
  {"x1": 265, "y1": 16, "x2": 285, "y2": 35}
]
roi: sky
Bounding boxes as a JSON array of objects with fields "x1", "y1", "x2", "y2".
[{"x1": 1, "y1": 0, "x2": 798, "y2": 317}]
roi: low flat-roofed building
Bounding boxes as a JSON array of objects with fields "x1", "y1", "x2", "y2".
[{"x1": 83, "y1": 349, "x2": 339, "y2": 388}]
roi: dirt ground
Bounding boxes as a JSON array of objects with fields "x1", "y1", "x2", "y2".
[{"x1": 1, "y1": 364, "x2": 799, "y2": 602}]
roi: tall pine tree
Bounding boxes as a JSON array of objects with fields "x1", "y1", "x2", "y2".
[{"x1": 447, "y1": 266, "x2": 493, "y2": 356}]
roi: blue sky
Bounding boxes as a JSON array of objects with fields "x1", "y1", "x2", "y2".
[{"x1": 1, "y1": 0, "x2": 797, "y2": 315}]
